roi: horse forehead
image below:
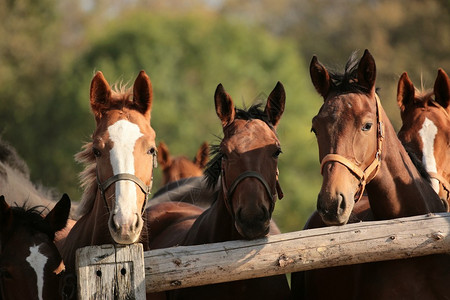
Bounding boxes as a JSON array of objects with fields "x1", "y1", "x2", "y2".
[
  {"x1": 225, "y1": 119, "x2": 278, "y2": 150},
  {"x1": 98, "y1": 110, "x2": 154, "y2": 140}
]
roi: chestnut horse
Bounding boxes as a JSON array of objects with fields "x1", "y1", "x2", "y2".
[
  {"x1": 157, "y1": 141, "x2": 209, "y2": 186},
  {"x1": 59, "y1": 71, "x2": 157, "y2": 289},
  {"x1": 146, "y1": 83, "x2": 290, "y2": 299},
  {"x1": 0, "y1": 194, "x2": 71, "y2": 300},
  {"x1": 397, "y1": 69, "x2": 450, "y2": 210},
  {"x1": 291, "y1": 50, "x2": 449, "y2": 299}
]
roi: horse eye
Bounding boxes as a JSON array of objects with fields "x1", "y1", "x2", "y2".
[
  {"x1": 147, "y1": 147, "x2": 156, "y2": 155},
  {"x1": 362, "y1": 123, "x2": 373, "y2": 131},
  {"x1": 273, "y1": 148, "x2": 282, "y2": 158},
  {"x1": 0, "y1": 268, "x2": 12, "y2": 279},
  {"x1": 92, "y1": 148, "x2": 101, "y2": 157}
]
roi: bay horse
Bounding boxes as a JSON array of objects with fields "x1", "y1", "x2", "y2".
[
  {"x1": 157, "y1": 141, "x2": 209, "y2": 186},
  {"x1": 0, "y1": 194, "x2": 71, "y2": 300},
  {"x1": 147, "y1": 82, "x2": 290, "y2": 299},
  {"x1": 397, "y1": 69, "x2": 450, "y2": 210},
  {"x1": 291, "y1": 50, "x2": 449, "y2": 299},
  {"x1": 59, "y1": 71, "x2": 157, "y2": 284}
]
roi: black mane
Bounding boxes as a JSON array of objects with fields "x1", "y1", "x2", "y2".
[
  {"x1": 5, "y1": 204, "x2": 55, "y2": 241},
  {"x1": 328, "y1": 51, "x2": 372, "y2": 94},
  {"x1": 204, "y1": 104, "x2": 272, "y2": 189}
]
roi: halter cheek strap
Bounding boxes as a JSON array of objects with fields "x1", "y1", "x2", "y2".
[
  {"x1": 320, "y1": 94, "x2": 384, "y2": 202},
  {"x1": 220, "y1": 167, "x2": 281, "y2": 217},
  {"x1": 428, "y1": 171, "x2": 450, "y2": 206}
]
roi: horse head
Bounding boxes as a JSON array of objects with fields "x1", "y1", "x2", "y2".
[
  {"x1": 89, "y1": 71, "x2": 157, "y2": 244},
  {"x1": 213, "y1": 82, "x2": 285, "y2": 239}
]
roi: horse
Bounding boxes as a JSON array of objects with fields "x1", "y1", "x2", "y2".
[
  {"x1": 0, "y1": 194, "x2": 71, "y2": 300},
  {"x1": 157, "y1": 141, "x2": 209, "y2": 186},
  {"x1": 0, "y1": 137, "x2": 72, "y2": 214},
  {"x1": 59, "y1": 71, "x2": 157, "y2": 290},
  {"x1": 146, "y1": 82, "x2": 290, "y2": 299},
  {"x1": 291, "y1": 50, "x2": 449, "y2": 299},
  {"x1": 397, "y1": 68, "x2": 450, "y2": 210}
]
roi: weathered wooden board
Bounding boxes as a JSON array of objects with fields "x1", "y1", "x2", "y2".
[
  {"x1": 76, "y1": 243, "x2": 145, "y2": 300},
  {"x1": 143, "y1": 212, "x2": 450, "y2": 292}
]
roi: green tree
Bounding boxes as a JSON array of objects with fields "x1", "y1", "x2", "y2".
[{"x1": 61, "y1": 12, "x2": 321, "y2": 231}]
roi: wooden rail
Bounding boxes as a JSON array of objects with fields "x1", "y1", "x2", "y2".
[
  {"x1": 76, "y1": 212, "x2": 450, "y2": 298},
  {"x1": 143, "y1": 212, "x2": 450, "y2": 292}
]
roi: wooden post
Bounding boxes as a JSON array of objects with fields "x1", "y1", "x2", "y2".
[
  {"x1": 143, "y1": 212, "x2": 450, "y2": 292},
  {"x1": 76, "y1": 243, "x2": 145, "y2": 300}
]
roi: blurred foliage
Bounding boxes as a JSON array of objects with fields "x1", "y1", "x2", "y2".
[
  {"x1": 60, "y1": 12, "x2": 321, "y2": 232},
  {"x1": 1, "y1": 0, "x2": 449, "y2": 233}
]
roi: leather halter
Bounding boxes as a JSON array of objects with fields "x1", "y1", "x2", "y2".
[
  {"x1": 96, "y1": 152, "x2": 157, "y2": 215},
  {"x1": 220, "y1": 165, "x2": 283, "y2": 218},
  {"x1": 428, "y1": 172, "x2": 450, "y2": 205},
  {"x1": 424, "y1": 100, "x2": 450, "y2": 207},
  {"x1": 320, "y1": 94, "x2": 385, "y2": 202}
]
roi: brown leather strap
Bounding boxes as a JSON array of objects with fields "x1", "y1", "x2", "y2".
[
  {"x1": 320, "y1": 94, "x2": 384, "y2": 202},
  {"x1": 428, "y1": 171, "x2": 450, "y2": 202}
]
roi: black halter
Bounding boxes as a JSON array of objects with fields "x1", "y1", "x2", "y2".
[
  {"x1": 220, "y1": 166, "x2": 282, "y2": 218},
  {"x1": 96, "y1": 152, "x2": 157, "y2": 215}
]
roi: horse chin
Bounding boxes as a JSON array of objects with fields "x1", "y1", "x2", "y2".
[
  {"x1": 110, "y1": 230, "x2": 141, "y2": 244},
  {"x1": 235, "y1": 221, "x2": 270, "y2": 240},
  {"x1": 108, "y1": 218, "x2": 143, "y2": 244}
]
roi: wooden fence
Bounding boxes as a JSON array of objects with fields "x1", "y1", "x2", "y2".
[{"x1": 76, "y1": 212, "x2": 450, "y2": 299}]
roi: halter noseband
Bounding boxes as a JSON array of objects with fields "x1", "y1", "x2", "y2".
[
  {"x1": 220, "y1": 166, "x2": 283, "y2": 217},
  {"x1": 96, "y1": 152, "x2": 157, "y2": 215},
  {"x1": 320, "y1": 94, "x2": 384, "y2": 202}
]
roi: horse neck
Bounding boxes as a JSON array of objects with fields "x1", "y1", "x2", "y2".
[
  {"x1": 366, "y1": 109, "x2": 444, "y2": 219},
  {"x1": 60, "y1": 189, "x2": 113, "y2": 273},
  {"x1": 183, "y1": 191, "x2": 241, "y2": 245}
]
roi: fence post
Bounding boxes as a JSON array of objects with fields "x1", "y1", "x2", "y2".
[{"x1": 76, "y1": 243, "x2": 145, "y2": 300}]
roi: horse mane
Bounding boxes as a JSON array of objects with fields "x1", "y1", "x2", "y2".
[
  {"x1": 0, "y1": 137, "x2": 30, "y2": 178},
  {"x1": 402, "y1": 144, "x2": 432, "y2": 183},
  {"x1": 5, "y1": 204, "x2": 55, "y2": 241},
  {"x1": 204, "y1": 104, "x2": 273, "y2": 189},
  {"x1": 76, "y1": 84, "x2": 134, "y2": 217},
  {"x1": 328, "y1": 51, "x2": 372, "y2": 94}
]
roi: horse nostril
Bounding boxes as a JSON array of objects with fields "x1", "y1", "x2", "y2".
[
  {"x1": 261, "y1": 206, "x2": 269, "y2": 221},
  {"x1": 338, "y1": 193, "x2": 346, "y2": 215},
  {"x1": 110, "y1": 214, "x2": 119, "y2": 231}
]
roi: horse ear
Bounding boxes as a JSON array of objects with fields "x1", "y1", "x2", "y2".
[
  {"x1": 0, "y1": 195, "x2": 12, "y2": 233},
  {"x1": 357, "y1": 49, "x2": 377, "y2": 94},
  {"x1": 264, "y1": 81, "x2": 285, "y2": 128},
  {"x1": 310, "y1": 56, "x2": 331, "y2": 99},
  {"x1": 434, "y1": 68, "x2": 450, "y2": 111},
  {"x1": 214, "y1": 84, "x2": 235, "y2": 127},
  {"x1": 44, "y1": 194, "x2": 71, "y2": 234},
  {"x1": 194, "y1": 142, "x2": 209, "y2": 169},
  {"x1": 397, "y1": 72, "x2": 415, "y2": 113},
  {"x1": 90, "y1": 71, "x2": 111, "y2": 121},
  {"x1": 133, "y1": 70, "x2": 153, "y2": 120},
  {"x1": 157, "y1": 142, "x2": 171, "y2": 168}
]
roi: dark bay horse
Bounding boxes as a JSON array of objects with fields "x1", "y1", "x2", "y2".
[
  {"x1": 291, "y1": 50, "x2": 449, "y2": 299},
  {"x1": 146, "y1": 83, "x2": 290, "y2": 299},
  {"x1": 157, "y1": 141, "x2": 209, "y2": 186},
  {"x1": 59, "y1": 71, "x2": 157, "y2": 282},
  {"x1": 0, "y1": 194, "x2": 71, "y2": 300},
  {"x1": 397, "y1": 69, "x2": 450, "y2": 209}
]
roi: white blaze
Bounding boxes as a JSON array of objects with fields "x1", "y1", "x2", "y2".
[
  {"x1": 108, "y1": 119, "x2": 143, "y2": 227},
  {"x1": 26, "y1": 244, "x2": 47, "y2": 300},
  {"x1": 419, "y1": 117, "x2": 439, "y2": 193}
]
